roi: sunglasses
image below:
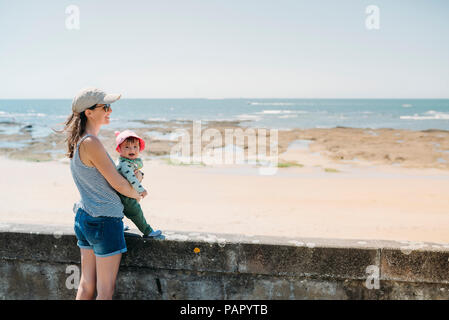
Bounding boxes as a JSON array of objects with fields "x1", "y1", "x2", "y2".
[{"x1": 88, "y1": 104, "x2": 111, "y2": 112}]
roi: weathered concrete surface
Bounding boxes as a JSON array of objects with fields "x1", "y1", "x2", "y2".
[{"x1": 1, "y1": 223, "x2": 449, "y2": 300}]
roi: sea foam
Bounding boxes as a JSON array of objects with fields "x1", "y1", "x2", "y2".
[
  {"x1": 248, "y1": 102, "x2": 296, "y2": 106},
  {"x1": 400, "y1": 110, "x2": 449, "y2": 120}
]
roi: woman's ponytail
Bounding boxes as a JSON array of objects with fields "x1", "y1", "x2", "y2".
[{"x1": 55, "y1": 111, "x2": 87, "y2": 158}]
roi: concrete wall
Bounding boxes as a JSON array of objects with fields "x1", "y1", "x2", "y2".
[{"x1": 1, "y1": 223, "x2": 449, "y2": 300}]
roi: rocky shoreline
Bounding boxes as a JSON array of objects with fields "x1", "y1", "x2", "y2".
[{"x1": 0, "y1": 119, "x2": 448, "y2": 170}]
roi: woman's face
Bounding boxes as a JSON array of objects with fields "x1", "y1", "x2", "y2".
[{"x1": 86, "y1": 104, "x2": 112, "y2": 125}]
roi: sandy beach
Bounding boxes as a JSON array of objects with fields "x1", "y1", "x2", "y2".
[{"x1": 1, "y1": 121, "x2": 449, "y2": 244}]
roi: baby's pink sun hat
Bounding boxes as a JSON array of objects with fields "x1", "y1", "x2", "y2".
[{"x1": 115, "y1": 130, "x2": 146, "y2": 153}]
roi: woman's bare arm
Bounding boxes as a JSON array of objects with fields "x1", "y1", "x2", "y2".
[{"x1": 80, "y1": 136, "x2": 141, "y2": 200}]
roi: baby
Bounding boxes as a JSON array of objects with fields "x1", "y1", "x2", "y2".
[{"x1": 115, "y1": 130, "x2": 162, "y2": 238}]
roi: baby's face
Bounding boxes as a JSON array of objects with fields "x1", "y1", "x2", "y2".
[{"x1": 120, "y1": 140, "x2": 140, "y2": 160}]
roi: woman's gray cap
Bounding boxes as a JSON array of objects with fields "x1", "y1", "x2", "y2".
[{"x1": 72, "y1": 87, "x2": 121, "y2": 113}]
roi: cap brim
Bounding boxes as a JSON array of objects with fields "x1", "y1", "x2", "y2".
[{"x1": 101, "y1": 93, "x2": 121, "y2": 104}]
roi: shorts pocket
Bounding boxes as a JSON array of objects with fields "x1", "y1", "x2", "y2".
[{"x1": 83, "y1": 220, "x2": 104, "y2": 244}]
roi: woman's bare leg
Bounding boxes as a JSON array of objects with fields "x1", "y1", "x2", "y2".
[
  {"x1": 76, "y1": 248, "x2": 97, "y2": 300},
  {"x1": 96, "y1": 253, "x2": 122, "y2": 300}
]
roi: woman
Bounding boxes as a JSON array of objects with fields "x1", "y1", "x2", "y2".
[{"x1": 62, "y1": 87, "x2": 144, "y2": 300}]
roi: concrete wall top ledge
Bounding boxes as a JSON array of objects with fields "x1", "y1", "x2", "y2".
[
  {"x1": 1, "y1": 223, "x2": 449, "y2": 284},
  {"x1": 2, "y1": 222, "x2": 449, "y2": 251}
]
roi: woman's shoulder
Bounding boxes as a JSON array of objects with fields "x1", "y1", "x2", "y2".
[
  {"x1": 80, "y1": 135, "x2": 102, "y2": 149},
  {"x1": 79, "y1": 135, "x2": 106, "y2": 161}
]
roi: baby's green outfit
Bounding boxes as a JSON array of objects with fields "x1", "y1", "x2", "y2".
[{"x1": 116, "y1": 156, "x2": 154, "y2": 236}]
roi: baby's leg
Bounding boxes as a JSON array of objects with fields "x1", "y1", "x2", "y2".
[{"x1": 119, "y1": 194, "x2": 153, "y2": 236}]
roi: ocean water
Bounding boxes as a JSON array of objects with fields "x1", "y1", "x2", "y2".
[{"x1": 0, "y1": 99, "x2": 448, "y2": 139}]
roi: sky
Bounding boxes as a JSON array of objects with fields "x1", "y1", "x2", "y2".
[{"x1": 0, "y1": 0, "x2": 448, "y2": 99}]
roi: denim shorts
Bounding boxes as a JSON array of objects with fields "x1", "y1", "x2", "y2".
[{"x1": 74, "y1": 208, "x2": 127, "y2": 257}]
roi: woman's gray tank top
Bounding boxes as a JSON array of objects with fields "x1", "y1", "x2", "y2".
[{"x1": 70, "y1": 134, "x2": 124, "y2": 218}]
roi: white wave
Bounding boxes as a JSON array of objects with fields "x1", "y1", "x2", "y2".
[
  {"x1": 203, "y1": 118, "x2": 236, "y2": 122},
  {"x1": 402, "y1": 104, "x2": 413, "y2": 108},
  {"x1": 278, "y1": 114, "x2": 298, "y2": 119},
  {"x1": 248, "y1": 102, "x2": 296, "y2": 106},
  {"x1": 260, "y1": 110, "x2": 293, "y2": 114},
  {"x1": 256, "y1": 110, "x2": 308, "y2": 115},
  {"x1": 400, "y1": 110, "x2": 449, "y2": 120},
  {"x1": 0, "y1": 111, "x2": 46, "y2": 117},
  {"x1": 235, "y1": 114, "x2": 262, "y2": 121}
]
